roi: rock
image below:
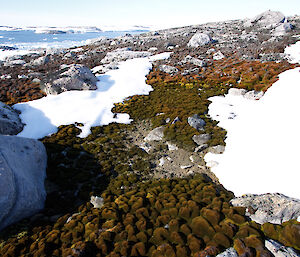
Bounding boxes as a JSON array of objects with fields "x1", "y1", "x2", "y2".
[
  {"x1": 101, "y1": 48, "x2": 151, "y2": 64},
  {"x1": 42, "y1": 64, "x2": 98, "y2": 95},
  {"x1": 159, "y1": 157, "x2": 165, "y2": 166},
  {"x1": 192, "y1": 134, "x2": 211, "y2": 145},
  {"x1": 46, "y1": 48, "x2": 66, "y2": 55},
  {"x1": 180, "y1": 165, "x2": 193, "y2": 169},
  {"x1": 144, "y1": 126, "x2": 165, "y2": 141},
  {"x1": 159, "y1": 65, "x2": 179, "y2": 75},
  {"x1": 64, "y1": 52, "x2": 77, "y2": 59},
  {"x1": 216, "y1": 248, "x2": 238, "y2": 257},
  {"x1": 208, "y1": 145, "x2": 225, "y2": 154},
  {"x1": 148, "y1": 47, "x2": 158, "y2": 52},
  {"x1": 4, "y1": 59, "x2": 26, "y2": 66},
  {"x1": 182, "y1": 55, "x2": 207, "y2": 67},
  {"x1": 0, "y1": 102, "x2": 24, "y2": 135},
  {"x1": 230, "y1": 193, "x2": 300, "y2": 224},
  {"x1": 172, "y1": 117, "x2": 180, "y2": 124},
  {"x1": 187, "y1": 33, "x2": 212, "y2": 47},
  {"x1": 140, "y1": 142, "x2": 152, "y2": 153},
  {"x1": 273, "y1": 21, "x2": 293, "y2": 36},
  {"x1": 265, "y1": 239, "x2": 300, "y2": 257},
  {"x1": 90, "y1": 196, "x2": 104, "y2": 209},
  {"x1": 0, "y1": 135, "x2": 47, "y2": 230},
  {"x1": 30, "y1": 55, "x2": 50, "y2": 66},
  {"x1": 188, "y1": 114, "x2": 206, "y2": 130},
  {"x1": 166, "y1": 142, "x2": 178, "y2": 151},
  {"x1": 228, "y1": 88, "x2": 247, "y2": 96},
  {"x1": 213, "y1": 51, "x2": 225, "y2": 60},
  {"x1": 244, "y1": 10, "x2": 285, "y2": 29},
  {"x1": 194, "y1": 144, "x2": 208, "y2": 152},
  {"x1": 243, "y1": 90, "x2": 264, "y2": 100}
]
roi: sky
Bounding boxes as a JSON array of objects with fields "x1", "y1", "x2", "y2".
[{"x1": 0, "y1": 0, "x2": 299, "y2": 29}]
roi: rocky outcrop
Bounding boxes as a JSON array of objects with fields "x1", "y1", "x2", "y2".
[
  {"x1": 0, "y1": 135, "x2": 47, "y2": 230},
  {"x1": 30, "y1": 55, "x2": 50, "y2": 66},
  {"x1": 101, "y1": 48, "x2": 151, "y2": 64},
  {"x1": 182, "y1": 55, "x2": 207, "y2": 67},
  {"x1": 158, "y1": 64, "x2": 179, "y2": 75},
  {"x1": 144, "y1": 126, "x2": 165, "y2": 141},
  {"x1": 0, "y1": 101, "x2": 24, "y2": 135},
  {"x1": 244, "y1": 10, "x2": 285, "y2": 29},
  {"x1": 188, "y1": 114, "x2": 206, "y2": 130},
  {"x1": 231, "y1": 193, "x2": 300, "y2": 224},
  {"x1": 265, "y1": 239, "x2": 300, "y2": 257},
  {"x1": 187, "y1": 33, "x2": 212, "y2": 47},
  {"x1": 216, "y1": 248, "x2": 238, "y2": 257},
  {"x1": 192, "y1": 133, "x2": 211, "y2": 145},
  {"x1": 42, "y1": 64, "x2": 98, "y2": 95}
]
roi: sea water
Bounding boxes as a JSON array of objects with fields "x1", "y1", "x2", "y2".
[{"x1": 0, "y1": 29, "x2": 148, "y2": 60}]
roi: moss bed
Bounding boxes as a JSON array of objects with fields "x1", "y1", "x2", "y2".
[{"x1": 0, "y1": 59, "x2": 300, "y2": 256}]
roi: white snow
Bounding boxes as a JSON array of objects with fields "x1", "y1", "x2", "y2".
[
  {"x1": 14, "y1": 53, "x2": 170, "y2": 139},
  {"x1": 285, "y1": 41, "x2": 300, "y2": 64},
  {"x1": 205, "y1": 67, "x2": 300, "y2": 199}
]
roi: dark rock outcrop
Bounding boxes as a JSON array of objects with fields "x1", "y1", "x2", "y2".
[{"x1": 0, "y1": 101, "x2": 24, "y2": 135}]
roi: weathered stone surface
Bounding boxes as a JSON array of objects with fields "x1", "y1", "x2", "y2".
[
  {"x1": 182, "y1": 55, "x2": 207, "y2": 67},
  {"x1": 30, "y1": 55, "x2": 50, "y2": 66},
  {"x1": 208, "y1": 145, "x2": 225, "y2": 154},
  {"x1": 244, "y1": 10, "x2": 285, "y2": 29},
  {"x1": 192, "y1": 133, "x2": 211, "y2": 145},
  {"x1": 101, "y1": 48, "x2": 151, "y2": 64},
  {"x1": 273, "y1": 22, "x2": 294, "y2": 36},
  {"x1": 228, "y1": 88, "x2": 247, "y2": 96},
  {"x1": 216, "y1": 248, "x2": 238, "y2": 257},
  {"x1": 187, "y1": 32, "x2": 212, "y2": 47},
  {"x1": 0, "y1": 135, "x2": 47, "y2": 230},
  {"x1": 188, "y1": 114, "x2": 206, "y2": 130},
  {"x1": 4, "y1": 59, "x2": 26, "y2": 66},
  {"x1": 231, "y1": 193, "x2": 300, "y2": 224},
  {"x1": 159, "y1": 64, "x2": 179, "y2": 75},
  {"x1": 244, "y1": 90, "x2": 264, "y2": 100},
  {"x1": 42, "y1": 64, "x2": 98, "y2": 95},
  {"x1": 213, "y1": 51, "x2": 225, "y2": 60},
  {"x1": 144, "y1": 126, "x2": 165, "y2": 141},
  {"x1": 0, "y1": 102, "x2": 24, "y2": 135},
  {"x1": 265, "y1": 239, "x2": 300, "y2": 257}
]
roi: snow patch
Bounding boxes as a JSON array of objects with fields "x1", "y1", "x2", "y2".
[
  {"x1": 205, "y1": 67, "x2": 300, "y2": 199},
  {"x1": 14, "y1": 53, "x2": 170, "y2": 139},
  {"x1": 285, "y1": 40, "x2": 300, "y2": 64}
]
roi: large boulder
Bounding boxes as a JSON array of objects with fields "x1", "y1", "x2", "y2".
[
  {"x1": 187, "y1": 33, "x2": 212, "y2": 48},
  {"x1": 0, "y1": 101, "x2": 24, "y2": 135},
  {"x1": 0, "y1": 135, "x2": 47, "y2": 230},
  {"x1": 231, "y1": 193, "x2": 300, "y2": 224},
  {"x1": 244, "y1": 10, "x2": 285, "y2": 29},
  {"x1": 42, "y1": 64, "x2": 98, "y2": 95},
  {"x1": 101, "y1": 48, "x2": 151, "y2": 64},
  {"x1": 182, "y1": 55, "x2": 207, "y2": 67},
  {"x1": 144, "y1": 126, "x2": 165, "y2": 141}
]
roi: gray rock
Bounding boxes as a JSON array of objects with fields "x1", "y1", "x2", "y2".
[
  {"x1": 228, "y1": 88, "x2": 247, "y2": 96},
  {"x1": 144, "y1": 126, "x2": 165, "y2": 141},
  {"x1": 208, "y1": 145, "x2": 225, "y2": 154},
  {"x1": 159, "y1": 65, "x2": 179, "y2": 75},
  {"x1": 46, "y1": 48, "x2": 66, "y2": 55},
  {"x1": 213, "y1": 51, "x2": 225, "y2": 60},
  {"x1": 101, "y1": 48, "x2": 151, "y2": 64},
  {"x1": 192, "y1": 134, "x2": 211, "y2": 145},
  {"x1": 216, "y1": 248, "x2": 238, "y2": 257},
  {"x1": 244, "y1": 10, "x2": 285, "y2": 29},
  {"x1": 0, "y1": 135, "x2": 47, "y2": 230},
  {"x1": 182, "y1": 55, "x2": 207, "y2": 67},
  {"x1": 188, "y1": 114, "x2": 206, "y2": 130},
  {"x1": 273, "y1": 21, "x2": 293, "y2": 36},
  {"x1": 187, "y1": 33, "x2": 212, "y2": 47},
  {"x1": 4, "y1": 59, "x2": 26, "y2": 66},
  {"x1": 64, "y1": 52, "x2": 77, "y2": 59},
  {"x1": 30, "y1": 55, "x2": 50, "y2": 66},
  {"x1": 90, "y1": 196, "x2": 104, "y2": 209},
  {"x1": 0, "y1": 102, "x2": 24, "y2": 135},
  {"x1": 42, "y1": 64, "x2": 98, "y2": 95},
  {"x1": 231, "y1": 193, "x2": 300, "y2": 224},
  {"x1": 244, "y1": 90, "x2": 264, "y2": 100},
  {"x1": 265, "y1": 239, "x2": 300, "y2": 257},
  {"x1": 194, "y1": 144, "x2": 208, "y2": 152}
]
